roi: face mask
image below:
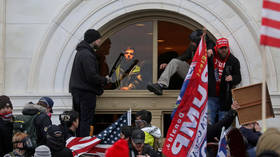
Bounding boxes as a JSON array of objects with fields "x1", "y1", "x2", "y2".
[
  {"x1": 14, "y1": 136, "x2": 34, "y2": 150},
  {"x1": 135, "y1": 119, "x2": 147, "y2": 128},
  {"x1": 0, "y1": 111, "x2": 13, "y2": 120}
]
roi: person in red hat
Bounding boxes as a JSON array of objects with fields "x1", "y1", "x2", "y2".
[{"x1": 207, "y1": 38, "x2": 241, "y2": 125}]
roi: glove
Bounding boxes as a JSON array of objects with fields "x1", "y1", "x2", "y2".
[{"x1": 105, "y1": 75, "x2": 114, "y2": 84}]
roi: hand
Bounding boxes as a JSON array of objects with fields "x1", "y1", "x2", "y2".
[
  {"x1": 214, "y1": 137, "x2": 219, "y2": 142},
  {"x1": 207, "y1": 49, "x2": 213, "y2": 57},
  {"x1": 231, "y1": 101, "x2": 240, "y2": 110},
  {"x1": 160, "y1": 63, "x2": 167, "y2": 70},
  {"x1": 254, "y1": 122, "x2": 262, "y2": 132},
  {"x1": 202, "y1": 27, "x2": 207, "y2": 36},
  {"x1": 105, "y1": 75, "x2": 114, "y2": 84},
  {"x1": 225, "y1": 75, "x2": 232, "y2": 82}
]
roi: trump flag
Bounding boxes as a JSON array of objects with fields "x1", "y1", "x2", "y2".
[{"x1": 162, "y1": 35, "x2": 208, "y2": 157}]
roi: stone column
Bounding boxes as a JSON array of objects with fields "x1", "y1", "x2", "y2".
[
  {"x1": 0, "y1": 0, "x2": 5, "y2": 94},
  {"x1": 151, "y1": 110, "x2": 162, "y2": 131}
]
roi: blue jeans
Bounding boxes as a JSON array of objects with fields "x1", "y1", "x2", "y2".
[
  {"x1": 208, "y1": 97, "x2": 228, "y2": 125},
  {"x1": 247, "y1": 147, "x2": 256, "y2": 157},
  {"x1": 218, "y1": 111, "x2": 227, "y2": 121}
]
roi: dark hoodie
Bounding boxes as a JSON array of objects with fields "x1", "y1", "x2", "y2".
[
  {"x1": 46, "y1": 134, "x2": 72, "y2": 157},
  {"x1": 46, "y1": 125, "x2": 73, "y2": 157},
  {"x1": 69, "y1": 40, "x2": 107, "y2": 95}
]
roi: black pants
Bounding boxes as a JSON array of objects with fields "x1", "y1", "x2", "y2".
[{"x1": 72, "y1": 91, "x2": 96, "y2": 137}]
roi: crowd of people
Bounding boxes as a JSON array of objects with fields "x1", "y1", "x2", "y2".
[
  {"x1": 0, "y1": 95, "x2": 162, "y2": 157},
  {"x1": 1, "y1": 28, "x2": 280, "y2": 157}
]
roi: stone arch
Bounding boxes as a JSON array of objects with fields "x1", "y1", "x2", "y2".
[{"x1": 27, "y1": 0, "x2": 277, "y2": 93}]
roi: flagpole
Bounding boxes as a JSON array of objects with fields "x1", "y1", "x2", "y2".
[
  {"x1": 261, "y1": 45, "x2": 267, "y2": 132},
  {"x1": 128, "y1": 108, "x2": 132, "y2": 126}
]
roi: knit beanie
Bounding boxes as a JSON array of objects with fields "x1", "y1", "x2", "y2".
[
  {"x1": 38, "y1": 97, "x2": 54, "y2": 113},
  {"x1": 189, "y1": 29, "x2": 203, "y2": 45},
  {"x1": 0, "y1": 95, "x2": 13, "y2": 109},
  {"x1": 84, "y1": 29, "x2": 101, "y2": 43},
  {"x1": 34, "y1": 145, "x2": 52, "y2": 157},
  {"x1": 256, "y1": 128, "x2": 280, "y2": 156}
]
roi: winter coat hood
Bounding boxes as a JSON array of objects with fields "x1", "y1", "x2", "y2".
[
  {"x1": 22, "y1": 103, "x2": 47, "y2": 115},
  {"x1": 142, "y1": 126, "x2": 161, "y2": 138},
  {"x1": 76, "y1": 40, "x2": 95, "y2": 54}
]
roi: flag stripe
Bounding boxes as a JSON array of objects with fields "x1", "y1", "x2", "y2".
[
  {"x1": 262, "y1": 8, "x2": 280, "y2": 22},
  {"x1": 267, "y1": 0, "x2": 280, "y2": 3},
  {"x1": 262, "y1": 18, "x2": 280, "y2": 29},
  {"x1": 73, "y1": 141, "x2": 102, "y2": 155},
  {"x1": 66, "y1": 137, "x2": 88, "y2": 148},
  {"x1": 70, "y1": 138, "x2": 101, "y2": 151},
  {"x1": 261, "y1": 26, "x2": 280, "y2": 39},
  {"x1": 260, "y1": 35, "x2": 280, "y2": 47},
  {"x1": 67, "y1": 137, "x2": 99, "y2": 148},
  {"x1": 263, "y1": 1, "x2": 280, "y2": 12},
  {"x1": 261, "y1": 0, "x2": 280, "y2": 47},
  {"x1": 88, "y1": 144, "x2": 111, "y2": 153}
]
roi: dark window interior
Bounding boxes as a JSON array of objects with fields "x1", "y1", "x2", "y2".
[{"x1": 163, "y1": 113, "x2": 172, "y2": 137}]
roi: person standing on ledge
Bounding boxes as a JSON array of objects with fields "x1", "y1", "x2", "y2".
[{"x1": 69, "y1": 29, "x2": 112, "y2": 137}]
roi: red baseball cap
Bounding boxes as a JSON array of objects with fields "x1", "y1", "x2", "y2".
[{"x1": 216, "y1": 38, "x2": 229, "y2": 48}]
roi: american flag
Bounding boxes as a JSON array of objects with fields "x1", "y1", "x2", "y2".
[
  {"x1": 260, "y1": 0, "x2": 280, "y2": 47},
  {"x1": 66, "y1": 111, "x2": 131, "y2": 157}
]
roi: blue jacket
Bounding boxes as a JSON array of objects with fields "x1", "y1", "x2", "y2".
[{"x1": 239, "y1": 126, "x2": 262, "y2": 149}]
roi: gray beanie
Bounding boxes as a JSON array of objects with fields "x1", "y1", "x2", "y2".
[{"x1": 34, "y1": 145, "x2": 52, "y2": 157}]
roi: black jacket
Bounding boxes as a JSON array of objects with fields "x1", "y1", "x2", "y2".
[
  {"x1": 69, "y1": 40, "x2": 107, "y2": 95},
  {"x1": 208, "y1": 53, "x2": 241, "y2": 111},
  {"x1": 58, "y1": 124, "x2": 75, "y2": 141},
  {"x1": 0, "y1": 118, "x2": 13, "y2": 157},
  {"x1": 22, "y1": 104, "x2": 52, "y2": 146},
  {"x1": 207, "y1": 109, "x2": 237, "y2": 143},
  {"x1": 129, "y1": 142, "x2": 160, "y2": 157},
  {"x1": 177, "y1": 39, "x2": 215, "y2": 62},
  {"x1": 51, "y1": 147, "x2": 73, "y2": 157},
  {"x1": 46, "y1": 129, "x2": 73, "y2": 157}
]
